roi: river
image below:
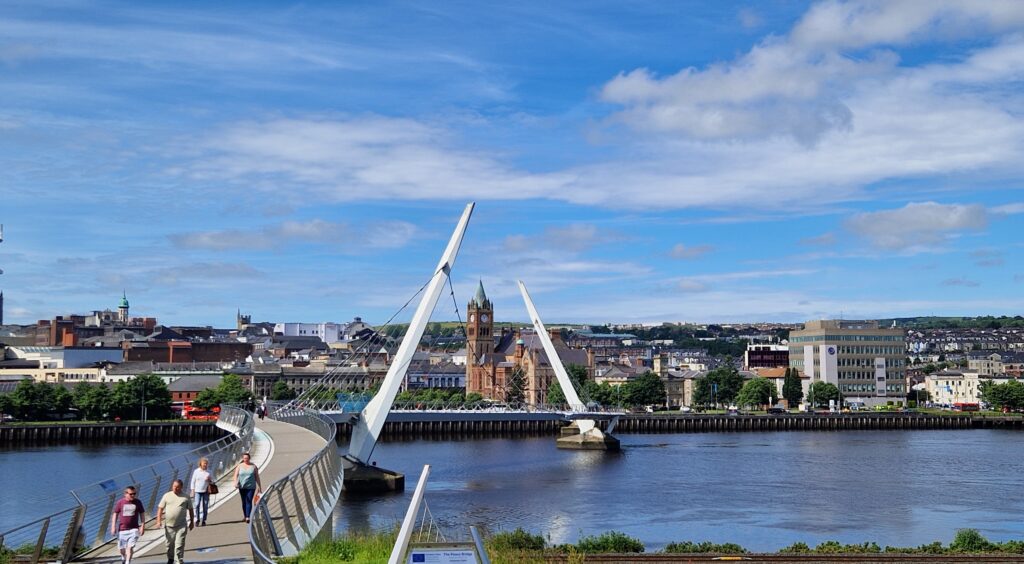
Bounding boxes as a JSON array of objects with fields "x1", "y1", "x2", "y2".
[
  {"x1": 335, "y1": 430, "x2": 1024, "y2": 551},
  {"x1": 0, "y1": 440, "x2": 208, "y2": 534},
  {"x1": 2, "y1": 430, "x2": 1023, "y2": 552}
]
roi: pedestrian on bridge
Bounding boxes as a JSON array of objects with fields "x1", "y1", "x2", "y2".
[
  {"x1": 156, "y1": 479, "x2": 194, "y2": 564},
  {"x1": 232, "y1": 452, "x2": 262, "y2": 523},
  {"x1": 110, "y1": 486, "x2": 145, "y2": 564},
  {"x1": 189, "y1": 457, "x2": 212, "y2": 526}
]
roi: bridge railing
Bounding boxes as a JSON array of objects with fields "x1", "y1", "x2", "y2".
[
  {"x1": 0, "y1": 405, "x2": 255, "y2": 564},
  {"x1": 248, "y1": 402, "x2": 343, "y2": 563}
]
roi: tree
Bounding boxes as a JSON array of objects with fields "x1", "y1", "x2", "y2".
[
  {"x1": 74, "y1": 382, "x2": 113, "y2": 420},
  {"x1": 620, "y1": 371, "x2": 666, "y2": 407},
  {"x1": 111, "y1": 374, "x2": 173, "y2": 420},
  {"x1": 692, "y1": 376, "x2": 713, "y2": 407},
  {"x1": 980, "y1": 380, "x2": 1024, "y2": 411},
  {"x1": 51, "y1": 385, "x2": 74, "y2": 419},
  {"x1": 782, "y1": 368, "x2": 803, "y2": 407},
  {"x1": 9, "y1": 380, "x2": 43, "y2": 421},
  {"x1": 505, "y1": 367, "x2": 526, "y2": 406},
  {"x1": 692, "y1": 367, "x2": 745, "y2": 408},
  {"x1": 808, "y1": 381, "x2": 840, "y2": 408},
  {"x1": 546, "y1": 364, "x2": 588, "y2": 406},
  {"x1": 270, "y1": 380, "x2": 297, "y2": 401},
  {"x1": 735, "y1": 377, "x2": 778, "y2": 408}
]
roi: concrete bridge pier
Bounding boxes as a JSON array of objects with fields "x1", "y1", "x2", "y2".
[
  {"x1": 556, "y1": 420, "x2": 621, "y2": 451},
  {"x1": 342, "y1": 456, "x2": 405, "y2": 493}
]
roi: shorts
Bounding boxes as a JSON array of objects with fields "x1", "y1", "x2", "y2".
[{"x1": 117, "y1": 529, "x2": 139, "y2": 549}]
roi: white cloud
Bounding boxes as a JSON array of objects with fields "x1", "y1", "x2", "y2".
[
  {"x1": 992, "y1": 203, "x2": 1024, "y2": 215},
  {"x1": 669, "y1": 243, "x2": 714, "y2": 259},
  {"x1": 737, "y1": 8, "x2": 762, "y2": 30},
  {"x1": 601, "y1": 1, "x2": 1024, "y2": 145},
  {"x1": 677, "y1": 279, "x2": 708, "y2": 293},
  {"x1": 170, "y1": 218, "x2": 416, "y2": 251},
  {"x1": 502, "y1": 223, "x2": 621, "y2": 254},
  {"x1": 845, "y1": 202, "x2": 988, "y2": 250},
  {"x1": 942, "y1": 277, "x2": 980, "y2": 288},
  {"x1": 800, "y1": 232, "x2": 836, "y2": 246},
  {"x1": 970, "y1": 249, "x2": 1003, "y2": 267},
  {"x1": 189, "y1": 117, "x2": 570, "y2": 205}
]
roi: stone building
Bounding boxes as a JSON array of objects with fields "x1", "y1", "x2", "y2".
[{"x1": 465, "y1": 281, "x2": 593, "y2": 405}]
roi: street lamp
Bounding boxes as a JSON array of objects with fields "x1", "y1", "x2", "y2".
[{"x1": 140, "y1": 379, "x2": 147, "y2": 422}]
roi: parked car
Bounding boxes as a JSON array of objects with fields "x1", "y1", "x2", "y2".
[{"x1": 766, "y1": 406, "x2": 786, "y2": 415}]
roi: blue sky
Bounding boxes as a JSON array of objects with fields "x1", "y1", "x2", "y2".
[{"x1": 2, "y1": 0, "x2": 1024, "y2": 327}]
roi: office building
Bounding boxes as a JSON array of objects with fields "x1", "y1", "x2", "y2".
[{"x1": 789, "y1": 319, "x2": 906, "y2": 406}]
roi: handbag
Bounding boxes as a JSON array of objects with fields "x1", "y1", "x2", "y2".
[{"x1": 208, "y1": 482, "x2": 219, "y2": 495}]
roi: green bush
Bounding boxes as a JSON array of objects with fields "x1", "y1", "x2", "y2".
[
  {"x1": 488, "y1": 528, "x2": 545, "y2": 551},
  {"x1": 576, "y1": 531, "x2": 644, "y2": 553},
  {"x1": 778, "y1": 542, "x2": 811, "y2": 553},
  {"x1": 950, "y1": 529, "x2": 992, "y2": 553},
  {"x1": 664, "y1": 541, "x2": 748, "y2": 554}
]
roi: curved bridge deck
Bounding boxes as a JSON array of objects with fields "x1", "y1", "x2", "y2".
[{"x1": 76, "y1": 418, "x2": 326, "y2": 563}]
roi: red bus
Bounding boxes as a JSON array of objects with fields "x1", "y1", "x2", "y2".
[
  {"x1": 183, "y1": 405, "x2": 221, "y2": 421},
  {"x1": 952, "y1": 402, "x2": 980, "y2": 412}
]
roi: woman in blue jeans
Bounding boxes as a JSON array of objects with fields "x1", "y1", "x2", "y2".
[
  {"x1": 189, "y1": 457, "x2": 212, "y2": 525},
  {"x1": 232, "y1": 452, "x2": 262, "y2": 523}
]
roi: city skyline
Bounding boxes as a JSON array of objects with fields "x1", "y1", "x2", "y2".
[{"x1": 3, "y1": 1, "x2": 1024, "y2": 326}]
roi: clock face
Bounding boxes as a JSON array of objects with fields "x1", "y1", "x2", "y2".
[
  {"x1": 469, "y1": 313, "x2": 475, "y2": 322},
  {"x1": 481, "y1": 314, "x2": 489, "y2": 323}
]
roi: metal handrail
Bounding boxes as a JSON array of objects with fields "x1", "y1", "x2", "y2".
[
  {"x1": 0, "y1": 405, "x2": 255, "y2": 564},
  {"x1": 248, "y1": 401, "x2": 344, "y2": 563}
]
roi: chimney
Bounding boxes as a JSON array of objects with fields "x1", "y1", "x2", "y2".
[{"x1": 548, "y1": 327, "x2": 562, "y2": 344}]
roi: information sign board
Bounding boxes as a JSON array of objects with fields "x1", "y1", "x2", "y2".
[{"x1": 407, "y1": 543, "x2": 481, "y2": 564}]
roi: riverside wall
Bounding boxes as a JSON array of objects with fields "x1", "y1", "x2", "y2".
[
  {"x1": 335, "y1": 413, "x2": 1024, "y2": 439},
  {"x1": 0, "y1": 421, "x2": 224, "y2": 444}
]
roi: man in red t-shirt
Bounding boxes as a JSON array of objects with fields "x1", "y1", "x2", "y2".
[{"x1": 110, "y1": 486, "x2": 145, "y2": 564}]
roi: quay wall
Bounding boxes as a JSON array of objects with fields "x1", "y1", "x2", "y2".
[
  {"x1": 0, "y1": 421, "x2": 224, "y2": 444},
  {"x1": 335, "y1": 413, "x2": 1024, "y2": 439}
]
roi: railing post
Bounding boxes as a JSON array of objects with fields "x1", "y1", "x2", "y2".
[
  {"x1": 276, "y1": 479, "x2": 299, "y2": 548},
  {"x1": 31, "y1": 516, "x2": 50, "y2": 564},
  {"x1": 60, "y1": 504, "x2": 87, "y2": 564},
  {"x1": 94, "y1": 494, "x2": 116, "y2": 545},
  {"x1": 289, "y1": 480, "x2": 313, "y2": 540},
  {"x1": 257, "y1": 501, "x2": 283, "y2": 556}
]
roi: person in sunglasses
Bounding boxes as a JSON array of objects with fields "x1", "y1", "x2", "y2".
[{"x1": 110, "y1": 486, "x2": 145, "y2": 564}]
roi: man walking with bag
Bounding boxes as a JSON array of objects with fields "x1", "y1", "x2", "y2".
[{"x1": 156, "y1": 479, "x2": 194, "y2": 564}]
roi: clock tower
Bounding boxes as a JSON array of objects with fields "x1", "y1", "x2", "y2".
[{"x1": 466, "y1": 280, "x2": 493, "y2": 364}]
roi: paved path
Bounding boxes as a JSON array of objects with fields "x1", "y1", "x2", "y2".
[{"x1": 78, "y1": 417, "x2": 327, "y2": 564}]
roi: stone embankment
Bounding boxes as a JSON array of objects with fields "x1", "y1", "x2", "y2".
[
  {"x1": 334, "y1": 413, "x2": 1023, "y2": 439},
  {"x1": 0, "y1": 421, "x2": 223, "y2": 444}
]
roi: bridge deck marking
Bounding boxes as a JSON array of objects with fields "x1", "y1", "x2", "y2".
[{"x1": 75, "y1": 418, "x2": 326, "y2": 563}]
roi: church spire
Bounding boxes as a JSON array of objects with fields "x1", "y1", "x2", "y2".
[{"x1": 473, "y1": 279, "x2": 489, "y2": 308}]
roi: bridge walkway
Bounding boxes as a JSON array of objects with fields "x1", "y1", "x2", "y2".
[{"x1": 76, "y1": 417, "x2": 327, "y2": 563}]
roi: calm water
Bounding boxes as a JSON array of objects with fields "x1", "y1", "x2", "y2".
[
  {"x1": 3, "y1": 431, "x2": 1023, "y2": 551},
  {"x1": 0, "y1": 441, "x2": 207, "y2": 533},
  {"x1": 336, "y1": 430, "x2": 1024, "y2": 551}
]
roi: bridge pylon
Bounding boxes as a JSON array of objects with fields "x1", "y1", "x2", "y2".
[
  {"x1": 342, "y1": 203, "x2": 475, "y2": 493},
  {"x1": 517, "y1": 280, "x2": 621, "y2": 451}
]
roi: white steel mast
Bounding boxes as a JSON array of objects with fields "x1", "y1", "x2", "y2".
[{"x1": 347, "y1": 203, "x2": 475, "y2": 464}]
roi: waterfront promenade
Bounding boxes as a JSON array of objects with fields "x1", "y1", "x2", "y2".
[{"x1": 77, "y1": 417, "x2": 326, "y2": 563}]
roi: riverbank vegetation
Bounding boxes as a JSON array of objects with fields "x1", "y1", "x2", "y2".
[{"x1": 284, "y1": 527, "x2": 1024, "y2": 563}]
